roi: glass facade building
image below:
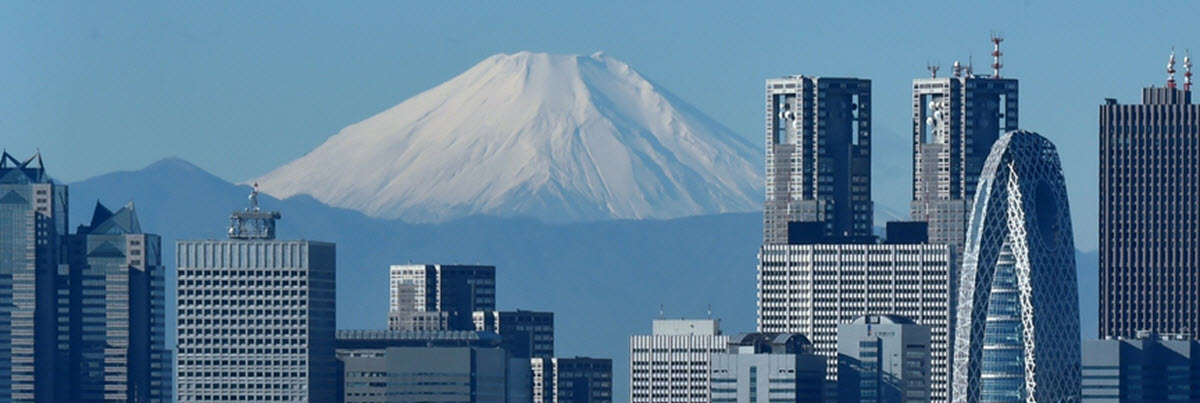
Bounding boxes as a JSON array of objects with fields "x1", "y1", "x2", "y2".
[
  {"x1": 67, "y1": 202, "x2": 170, "y2": 401},
  {"x1": 0, "y1": 152, "x2": 68, "y2": 402},
  {"x1": 952, "y1": 130, "x2": 1080, "y2": 402}
]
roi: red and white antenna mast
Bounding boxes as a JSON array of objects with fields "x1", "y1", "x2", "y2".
[
  {"x1": 1185, "y1": 49, "x2": 1192, "y2": 92},
  {"x1": 990, "y1": 34, "x2": 1004, "y2": 79},
  {"x1": 1168, "y1": 47, "x2": 1177, "y2": 89}
]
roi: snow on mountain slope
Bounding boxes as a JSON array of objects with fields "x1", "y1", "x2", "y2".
[{"x1": 253, "y1": 51, "x2": 763, "y2": 223}]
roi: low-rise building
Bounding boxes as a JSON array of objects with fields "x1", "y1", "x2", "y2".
[{"x1": 709, "y1": 333, "x2": 826, "y2": 403}]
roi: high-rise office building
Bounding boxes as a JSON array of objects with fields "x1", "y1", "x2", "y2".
[
  {"x1": 837, "y1": 315, "x2": 932, "y2": 403},
  {"x1": 176, "y1": 189, "x2": 337, "y2": 402},
  {"x1": 1099, "y1": 53, "x2": 1200, "y2": 339},
  {"x1": 474, "y1": 310, "x2": 554, "y2": 359},
  {"x1": 757, "y1": 224, "x2": 954, "y2": 402},
  {"x1": 709, "y1": 332, "x2": 826, "y2": 403},
  {"x1": 1082, "y1": 332, "x2": 1200, "y2": 402},
  {"x1": 910, "y1": 43, "x2": 1019, "y2": 253},
  {"x1": 67, "y1": 202, "x2": 170, "y2": 402},
  {"x1": 952, "y1": 130, "x2": 1080, "y2": 403},
  {"x1": 389, "y1": 264, "x2": 495, "y2": 331},
  {"x1": 0, "y1": 151, "x2": 68, "y2": 402},
  {"x1": 763, "y1": 76, "x2": 873, "y2": 243},
  {"x1": 531, "y1": 356, "x2": 613, "y2": 403},
  {"x1": 630, "y1": 319, "x2": 730, "y2": 403}
]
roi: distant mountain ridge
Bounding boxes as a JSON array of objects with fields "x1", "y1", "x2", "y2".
[{"x1": 252, "y1": 51, "x2": 763, "y2": 223}]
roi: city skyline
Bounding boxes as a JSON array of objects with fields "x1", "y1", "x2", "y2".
[{"x1": 7, "y1": 4, "x2": 1200, "y2": 402}]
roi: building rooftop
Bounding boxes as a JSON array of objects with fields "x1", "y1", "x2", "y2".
[{"x1": 651, "y1": 319, "x2": 720, "y2": 336}]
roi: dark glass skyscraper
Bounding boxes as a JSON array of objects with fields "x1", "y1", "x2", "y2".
[
  {"x1": 68, "y1": 202, "x2": 171, "y2": 402},
  {"x1": 1099, "y1": 58, "x2": 1200, "y2": 339},
  {"x1": 763, "y1": 76, "x2": 872, "y2": 244},
  {"x1": 0, "y1": 151, "x2": 68, "y2": 402}
]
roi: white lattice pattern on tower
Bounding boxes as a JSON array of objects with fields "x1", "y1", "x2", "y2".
[{"x1": 952, "y1": 130, "x2": 1081, "y2": 402}]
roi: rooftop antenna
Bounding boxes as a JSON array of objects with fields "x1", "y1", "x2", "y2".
[
  {"x1": 1186, "y1": 49, "x2": 1193, "y2": 92},
  {"x1": 658, "y1": 304, "x2": 664, "y2": 319},
  {"x1": 706, "y1": 304, "x2": 712, "y2": 319},
  {"x1": 1168, "y1": 47, "x2": 1178, "y2": 89},
  {"x1": 927, "y1": 61, "x2": 940, "y2": 78},
  {"x1": 249, "y1": 182, "x2": 260, "y2": 211},
  {"x1": 967, "y1": 54, "x2": 975, "y2": 78},
  {"x1": 952, "y1": 60, "x2": 962, "y2": 78},
  {"x1": 990, "y1": 33, "x2": 1004, "y2": 79}
]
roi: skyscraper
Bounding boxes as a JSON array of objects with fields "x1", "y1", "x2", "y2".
[
  {"x1": 0, "y1": 151, "x2": 68, "y2": 402},
  {"x1": 1099, "y1": 51, "x2": 1200, "y2": 339},
  {"x1": 910, "y1": 44, "x2": 1019, "y2": 254},
  {"x1": 67, "y1": 202, "x2": 170, "y2": 402},
  {"x1": 757, "y1": 232, "x2": 954, "y2": 402},
  {"x1": 176, "y1": 188, "x2": 337, "y2": 402},
  {"x1": 630, "y1": 319, "x2": 729, "y2": 403},
  {"x1": 952, "y1": 130, "x2": 1080, "y2": 403},
  {"x1": 763, "y1": 76, "x2": 872, "y2": 243},
  {"x1": 389, "y1": 264, "x2": 495, "y2": 331}
]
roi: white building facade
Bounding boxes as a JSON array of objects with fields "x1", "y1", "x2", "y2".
[
  {"x1": 629, "y1": 319, "x2": 729, "y2": 403},
  {"x1": 176, "y1": 202, "x2": 337, "y2": 402},
  {"x1": 757, "y1": 242, "x2": 954, "y2": 402}
]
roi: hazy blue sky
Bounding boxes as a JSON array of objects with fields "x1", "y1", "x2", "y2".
[{"x1": 3, "y1": 1, "x2": 1196, "y2": 250}]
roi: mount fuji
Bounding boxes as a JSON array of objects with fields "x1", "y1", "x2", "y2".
[{"x1": 252, "y1": 51, "x2": 763, "y2": 223}]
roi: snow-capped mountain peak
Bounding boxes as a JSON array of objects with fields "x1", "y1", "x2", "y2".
[{"x1": 252, "y1": 51, "x2": 763, "y2": 223}]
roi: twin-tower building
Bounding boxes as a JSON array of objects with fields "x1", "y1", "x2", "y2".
[{"x1": 757, "y1": 39, "x2": 1082, "y2": 403}]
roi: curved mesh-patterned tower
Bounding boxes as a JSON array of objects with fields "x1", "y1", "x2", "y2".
[{"x1": 951, "y1": 130, "x2": 1080, "y2": 402}]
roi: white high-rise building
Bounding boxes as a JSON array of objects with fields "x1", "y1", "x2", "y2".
[
  {"x1": 176, "y1": 189, "x2": 337, "y2": 402},
  {"x1": 757, "y1": 237, "x2": 954, "y2": 402},
  {"x1": 629, "y1": 319, "x2": 729, "y2": 403}
]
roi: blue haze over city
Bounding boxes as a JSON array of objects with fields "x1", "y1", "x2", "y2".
[{"x1": 3, "y1": 2, "x2": 1200, "y2": 402}]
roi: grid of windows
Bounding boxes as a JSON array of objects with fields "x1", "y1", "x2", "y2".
[
  {"x1": 764, "y1": 76, "x2": 874, "y2": 244},
  {"x1": 629, "y1": 321, "x2": 728, "y2": 403},
  {"x1": 757, "y1": 243, "x2": 953, "y2": 401},
  {"x1": 1099, "y1": 87, "x2": 1200, "y2": 340},
  {"x1": 176, "y1": 239, "x2": 336, "y2": 402}
]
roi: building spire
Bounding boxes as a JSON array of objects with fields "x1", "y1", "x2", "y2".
[
  {"x1": 1168, "y1": 47, "x2": 1178, "y2": 89},
  {"x1": 990, "y1": 33, "x2": 1004, "y2": 79},
  {"x1": 1185, "y1": 49, "x2": 1192, "y2": 92},
  {"x1": 249, "y1": 182, "x2": 260, "y2": 211}
]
